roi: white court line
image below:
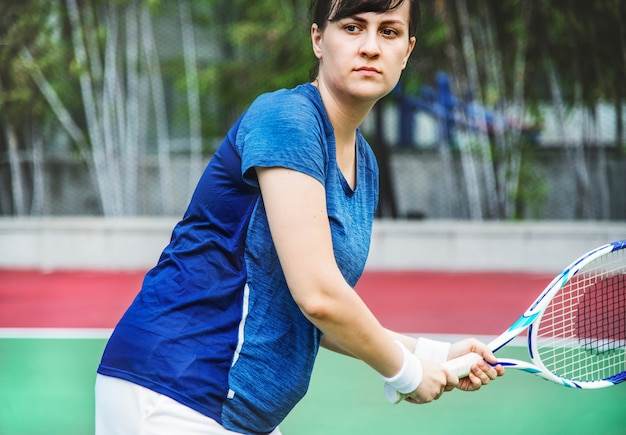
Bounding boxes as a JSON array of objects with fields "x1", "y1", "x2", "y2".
[
  {"x1": 0, "y1": 328, "x2": 112, "y2": 339},
  {"x1": 0, "y1": 329, "x2": 486, "y2": 341},
  {"x1": 0, "y1": 328, "x2": 526, "y2": 347}
]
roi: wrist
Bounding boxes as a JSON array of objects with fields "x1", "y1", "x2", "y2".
[{"x1": 382, "y1": 341, "x2": 422, "y2": 394}]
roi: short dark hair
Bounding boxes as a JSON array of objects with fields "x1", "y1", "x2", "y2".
[
  {"x1": 310, "y1": 0, "x2": 421, "y2": 36},
  {"x1": 308, "y1": 0, "x2": 420, "y2": 80}
]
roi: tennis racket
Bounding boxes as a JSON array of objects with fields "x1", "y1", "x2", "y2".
[{"x1": 386, "y1": 239, "x2": 626, "y2": 404}]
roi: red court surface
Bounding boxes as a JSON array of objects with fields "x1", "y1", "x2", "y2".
[{"x1": 0, "y1": 269, "x2": 552, "y2": 334}]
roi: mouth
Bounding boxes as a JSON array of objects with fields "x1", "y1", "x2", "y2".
[{"x1": 355, "y1": 66, "x2": 381, "y2": 77}]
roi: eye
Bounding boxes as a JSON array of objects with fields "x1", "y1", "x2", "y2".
[
  {"x1": 381, "y1": 28, "x2": 399, "y2": 38},
  {"x1": 345, "y1": 24, "x2": 360, "y2": 33}
]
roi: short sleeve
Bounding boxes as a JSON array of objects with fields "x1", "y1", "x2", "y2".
[{"x1": 237, "y1": 90, "x2": 328, "y2": 188}]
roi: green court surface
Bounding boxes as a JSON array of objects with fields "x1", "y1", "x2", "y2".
[{"x1": 1, "y1": 338, "x2": 625, "y2": 435}]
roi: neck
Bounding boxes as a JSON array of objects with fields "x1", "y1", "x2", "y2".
[
  {"x1": 313, "y1": 79, "x2": 375, "y2": 190},
  {"x1": 313, "y1": 79, "x2": 376, "y2": 151}
]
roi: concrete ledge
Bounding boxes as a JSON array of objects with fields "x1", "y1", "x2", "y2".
[
  {"x1": 0, "y1": 217, "x2": 178, "y2": 272},
  {"x1": 0, "y1": 217, "x2": 624, "y2": 272},
  {"x1": 368, "y1": 220, "x2": 626, "y2": 272}
]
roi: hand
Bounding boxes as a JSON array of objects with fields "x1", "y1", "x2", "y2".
[
  {"x1": 448, "y1": 338, "x2": 505, "y2": 392},
  {"x1": 405, "y1": 359, "x2": 459, "y2": 404}
]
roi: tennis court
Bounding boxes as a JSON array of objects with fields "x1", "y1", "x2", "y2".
[{"x1": 1, "y1": 270, "x2": 625, "y2": 434}]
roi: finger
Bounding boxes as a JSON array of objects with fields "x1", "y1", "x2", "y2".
[
  {"x1": 472, "y1": 360, "x2": 499, "y2": 379},
  {"x1": 471, "y1": 365, "x2": 493, "y2": 385},
  {"x1": 480, "y1": 349, "x2": 499, "y2": 364},
  {"x1": 433, "y1": 386, "x2": 446, "y2": 401},
  {"x1": 494, "y1": 364, "x2": 506, "y2": 377},
  {"x1": 466, "y1": 372, "x2": 484, "y2": 390},
  {"x1": 444, "y1": 370, "x2": 460, "y2": 388},
  {"x1": 458, "y1": 375, "x2": 480, "y2": 391}
]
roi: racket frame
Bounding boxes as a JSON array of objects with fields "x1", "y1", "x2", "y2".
[
  {"x1": 489, "y1": 240, "x2": 626, "y2": 389},
  {"x1": 387, "y1": 240, "x2": 626, "y2": 403}
]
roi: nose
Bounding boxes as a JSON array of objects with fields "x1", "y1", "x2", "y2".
[{"x1": 360, "y1": 30, "x2": 381, "y2": 58}]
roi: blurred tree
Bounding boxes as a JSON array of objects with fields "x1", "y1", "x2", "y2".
[
  {"x1": 1, "y1": 0, "x2": 624, "y2": 218},
  {"x1": 197, "y1": 0, "x2": 312, "y2": 132},
  {"x1": 0, "y1": 0, "x2": 82, "y2": 215},
  {"x1": 409, "y1": 0, "x2": 625, "y2": 219},
  {"x1": 415, "y1": 0, "x2": 625, "y2": 114}
]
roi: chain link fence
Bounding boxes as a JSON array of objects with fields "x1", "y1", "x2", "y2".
[{"x1": 1, "y1": 0, "x2": 624, "y2": 220}]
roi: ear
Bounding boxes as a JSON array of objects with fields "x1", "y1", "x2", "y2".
[
  {"x1": 401, "y1": 36, "x2": 417, "y2": 70},
  {"x1": 311, "y1": 23, "x2": 323, "y2": 60}
]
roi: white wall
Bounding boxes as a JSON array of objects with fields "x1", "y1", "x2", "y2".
[
  {"x1": 0, "y1": 217, "x2": 624, "y2": 273},
  {"x1": 367, "y1": 220, "x2": 625, "y2": 272}
]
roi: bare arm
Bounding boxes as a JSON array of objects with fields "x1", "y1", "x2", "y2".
[
  {"x1": 257, "y1": 167, "x2": 469, "y2": 403},
  {"x1": 320, "y1": 329, "x2": 417, "y2": 357},
  {"x1": 257, "y1": 167, "x2": 402, "y2": 378}
]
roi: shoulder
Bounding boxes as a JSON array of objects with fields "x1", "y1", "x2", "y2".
[
  {"x1": 253, "y1": 85, "x2": 316, "y2": 109},
  {"x1": 236, "y1": 84, "x2": 331, "y2": 186},
  {"x1": 242, "y1": 84, "x2": 329, "y2": 135}
]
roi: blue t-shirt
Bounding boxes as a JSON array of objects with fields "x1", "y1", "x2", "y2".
[{"x1": 98, "y1": 83, "x2": 379, "y2": 434}]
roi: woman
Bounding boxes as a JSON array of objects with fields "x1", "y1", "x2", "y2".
[{"x1": 96, "y1": 0, "x2": 504, "y2": 433}]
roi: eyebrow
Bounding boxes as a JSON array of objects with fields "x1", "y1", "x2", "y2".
[{"x1": 344, "y1": 14, "x2": 406, "y2": 27}]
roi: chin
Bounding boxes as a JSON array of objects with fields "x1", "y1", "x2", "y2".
[
  {"x1": 348, "y1": 81, "x2": 393, "y2": 101},
  {"x1": 354, "y1": 87, "x2": 393, "y2": 103}
]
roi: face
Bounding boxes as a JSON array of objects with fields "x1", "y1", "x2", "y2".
[{"x1": 311, "y1": 0, "x2": 416, "y2": 104}]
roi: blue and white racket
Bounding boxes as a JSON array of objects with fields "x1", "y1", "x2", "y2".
[{"x1": 387, "y1": 240, "x2": 626, "y2": 403}]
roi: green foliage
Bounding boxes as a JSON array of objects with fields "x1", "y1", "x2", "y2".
[
  {"x1": 198, "y1": 0, "x2": 313, "y2": 132},
  {"x1": 0, "y1": 0, "x2": 91, "y2": 154},
  {"x1": 414, "y1": 0, "x2": 625, "y2": 111},
  {"x1": 403, "y1": 1, "x2": 449, "y2": 91},
  {"x1": 5, "y1": 0, "x2": 623, "y2": 142},
  {"x1": 0, "y1": 1, "x2": 59, "y2": 124},
  {"x1": 513, "y1": 141, "x2": 550, "y2": 220},
  {"x1": 525, "y1": 0, "x2": 625, "y2": 107}
]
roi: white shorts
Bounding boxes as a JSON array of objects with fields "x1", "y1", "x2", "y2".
[{"x1": 95, "y1": 374, "x2": 282, "y2": 435}]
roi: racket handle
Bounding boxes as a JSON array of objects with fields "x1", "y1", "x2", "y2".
[
  {"x1": 442, "y1": 352, "x2": 483, "y2": 378},
  {"x1": 385, "y1": 352, "x2": 484, "y2": 404}
]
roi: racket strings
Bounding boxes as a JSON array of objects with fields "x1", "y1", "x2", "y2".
[{"x1": 535, "y1": 248, "x2": 626, "y2": 383}]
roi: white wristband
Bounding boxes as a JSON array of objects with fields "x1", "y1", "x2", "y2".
[
  {"x1": 414, "y1": 337, "x2": 451, "y2": 363},
  {"x1": 382, "y1": 341, "x2": 422, "y2": 394}
]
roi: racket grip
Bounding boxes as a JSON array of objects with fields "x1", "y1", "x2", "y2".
[
  {"x1": 442, "y1": 352, "x2": 483, "y2": 378},
  {"x1": 385, "y1": 352, "x2": 484, "y2": 404}
]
